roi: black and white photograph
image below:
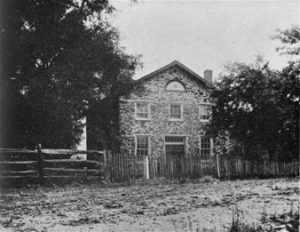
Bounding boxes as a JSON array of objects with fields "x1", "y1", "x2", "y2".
[{"x1": 0, "y1": 0, "x2": 299, "y2": 231}]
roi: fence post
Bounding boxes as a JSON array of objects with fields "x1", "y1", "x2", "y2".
[
  {"x1": 103, "y1": 149, "x2": 107, "y2": 169},
  {"x1": 103, "y1": 150, "x2": 109, "y2": 183},
  {"x1": 97, "y1": 151, "x2": 103, "y2": 180},
  {"x1": 37, "y1": 144, "x2": 45, "y2": 185},
  {"x1": 144, "y1": 155, "x2": 149, "y2": 180},
  {"x1": 104, "y1": 150, "x2": 113, "y2": 183},
  {"x1": 216, "y1": 154, "x2": 221, "y2": 179}
]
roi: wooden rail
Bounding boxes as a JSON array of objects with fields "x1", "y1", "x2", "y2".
[{"x1": 0, "y1": 146, "x2": 104, "y2": 187}]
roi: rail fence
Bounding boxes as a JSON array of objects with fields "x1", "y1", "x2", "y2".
[{"x1": 0, "y1": 147, "x2": 104, "y2": 187}]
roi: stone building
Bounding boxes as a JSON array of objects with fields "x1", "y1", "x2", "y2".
[{"x1": 119, "y1": 60, "x2": 214, "y2": 161}]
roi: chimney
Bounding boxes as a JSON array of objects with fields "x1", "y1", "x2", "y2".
[{"x1": 204, "y1": 70, "x2": 213, "y2": 82}]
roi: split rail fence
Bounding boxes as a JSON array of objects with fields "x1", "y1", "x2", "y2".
[{"x1": 0, "y1": 147, "x2": 104, "y2": 187}]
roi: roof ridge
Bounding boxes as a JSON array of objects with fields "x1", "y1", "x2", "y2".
[{"x1": 136, "y1": 60, "x2": 213, "y2": 88}]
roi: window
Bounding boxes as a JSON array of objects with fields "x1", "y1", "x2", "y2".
[
  {"x1": 165, "y1": 136, "x2": 185, "y2": 159},
  {"x1": 169, "y1": 104, "x2": 183, "y2": 120},
  {"x1": 200, "y1": 136, "x2": 213, "y2": 159},
  {"x1": 135, "y1": 136, "x2": 149, "y2": 156},
  {"x1": 135, "y1": 102, "x2": 150, "y2": 120},
  {"x1": 166, "y1": 81, "x2": 185, "y2": 92},
  {"x1": 199, "y1": 104, "x2": 212, "y2": 121}
]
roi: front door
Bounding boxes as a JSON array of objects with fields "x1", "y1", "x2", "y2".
[
  {"x1": 166, "y1": 144, "x2": 185, "y2": 159},
  {"x1": 165, "y1": 136, "x2": 185, "y2": 178}
]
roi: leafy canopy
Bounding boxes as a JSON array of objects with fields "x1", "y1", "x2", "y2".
[
  {"x1": 0, "y1": 0, "x2": 140, "y2": 149},
  {"x1": 209, "y1": 26, "x2": 300, "y2": 160}
]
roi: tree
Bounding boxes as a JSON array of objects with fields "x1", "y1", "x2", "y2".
[
  {"x1": 272, "y1": 26, "x2": 300, "y2": 159},
  {"x1": 209, "y1": 26, "x2": 300, "y2": 161},
  {"x1": 0, "y1": 0, "x2": 139, "y2": 149},
  {"x1": 276, "y1": 61, "x2": 300, "y2": 159},
  {"x1": 273, "y1": 26, "x2": 300, "y2": 55},
  {"x1": 210, "y1": 62, "x2": 282, "y2": 159}
]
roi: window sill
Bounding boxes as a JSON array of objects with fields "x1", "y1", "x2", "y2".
[
  {"x1": 200, "y1": 119, "x2": 210, "y2": 123},
  {"x1": 135, "y1": 118, "x2": 151, "y2": 121},
  {"x1": 166, "y1": 90, "x2": 186, "y2": 92},
  {"x1": 168, "y1": 119, "x2": 184, "y2": 122}
]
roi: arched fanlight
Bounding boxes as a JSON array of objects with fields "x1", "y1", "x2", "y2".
[{"x1": 166, "y1": 81, "x2": 185, "y2": 91}]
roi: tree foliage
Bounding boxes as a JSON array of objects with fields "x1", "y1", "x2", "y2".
[
  {"x1": 272, "y1": 26, "x2": 300, "y2": 55},
  {"x1": 0, "y1": 0, "x2": 139, "y2": 149},
  {"x1": 210, "y1": 27, "x2": 300, "y2": 160}
]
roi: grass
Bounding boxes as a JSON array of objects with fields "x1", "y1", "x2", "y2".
[
  {"x1": 228, "y1": 218, "x2": 259, "y2": 232},
  {"x1": 226, "y1": 202, "x2": 299, "y2": 232},
  {"x1": 194, "y1": 197, "x2": 299, "y2": 232}
]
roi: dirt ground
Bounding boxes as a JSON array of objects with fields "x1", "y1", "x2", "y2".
[{"x1": 0, "y1": 178, "x2": 299, "y2": 232}]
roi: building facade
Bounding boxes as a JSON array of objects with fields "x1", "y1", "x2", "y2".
[{"x1": 119, "y1": 60, "x2": 214, "y2": 161}]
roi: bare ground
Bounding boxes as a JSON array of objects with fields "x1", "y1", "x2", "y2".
[{"x1": 0, "y1": 178, "x2": 299, "y2": 232}]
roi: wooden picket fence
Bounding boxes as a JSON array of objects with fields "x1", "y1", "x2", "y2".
[
  {"x1": 105, "y1": 153, "x2": 299, "y2": 182},
  {"x1": 105, "y1": 152, "x2": 145, "y2": 182},
  {"x1": 148, "y1": 155, "x2": 217, "y2": 179},
  {"x1": 0, "y1": 147, "x2": 104, "y2": 187},
  {"x1": 105, "y1": 153, "x2": 219, "y2": 181},
  {"x1": 220, "y1": 156, "x2": 299, "y2": 178}
]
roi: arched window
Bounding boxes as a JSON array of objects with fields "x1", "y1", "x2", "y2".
[{"x1": 166, "y1": 81, "x2": 185, "y2": 92}]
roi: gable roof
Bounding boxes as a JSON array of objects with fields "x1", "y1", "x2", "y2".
[{"x1": 136, "y1": 60, "x2": 213, "y2": 88}]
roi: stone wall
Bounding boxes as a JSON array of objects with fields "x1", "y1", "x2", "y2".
[{"x1": 119, "y1": 65, "x2": 211, "y2": 158}]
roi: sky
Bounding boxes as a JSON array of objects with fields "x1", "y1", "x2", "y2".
[{"x1": 108, "y1": 0, "x2": 299, "y2": 81}]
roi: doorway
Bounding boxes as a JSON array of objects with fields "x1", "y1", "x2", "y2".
[{"x1": 165, "y1": 136, "x2": 185, "y2": 178}]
